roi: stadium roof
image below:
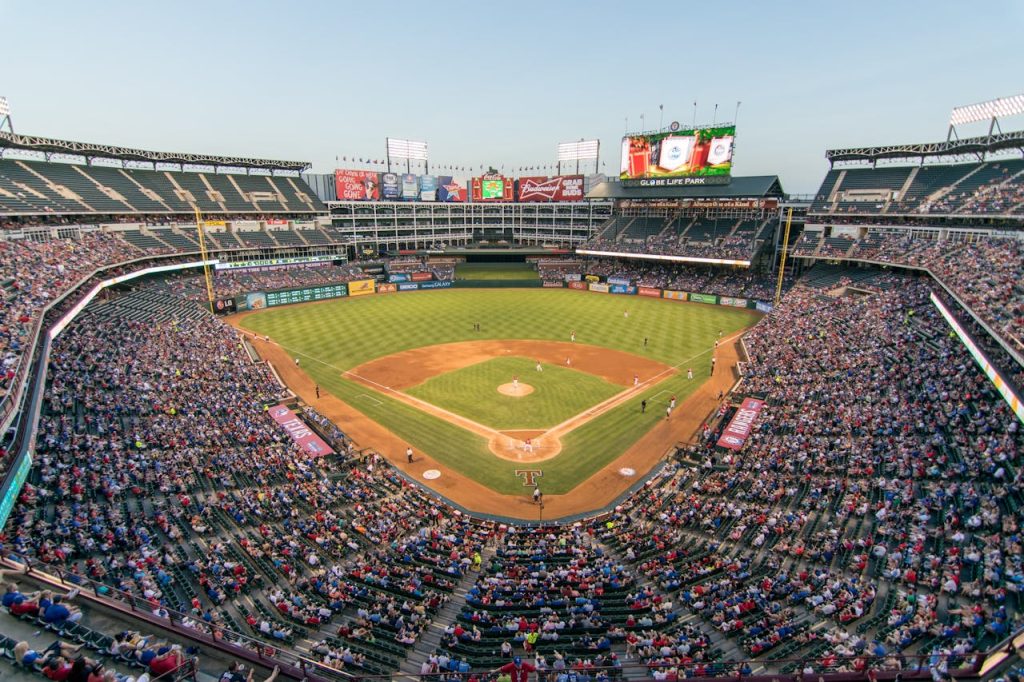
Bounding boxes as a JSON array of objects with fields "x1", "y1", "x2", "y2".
[
  {"x1": 0, "y1": 131, "x2": 311, "y2": 171},
  {"x1": 826, "y1": 129, "x2": 1024, "y2": 165},
  {"x1": 587, "y1": 175, "x2": 784, "y2": 200}
]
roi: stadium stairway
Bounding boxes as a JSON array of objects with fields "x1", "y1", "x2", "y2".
[{"x1": 397, "y1": 546, "x2": 498, "y2": 678}]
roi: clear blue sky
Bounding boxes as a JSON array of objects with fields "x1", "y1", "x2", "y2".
[{"x1": 2, "y1": 0, "x2": 1022, "y2": 193}]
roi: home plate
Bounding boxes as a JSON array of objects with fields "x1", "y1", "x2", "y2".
[
  {"x1": 423, "y1": 469, "x2": 441, "y2": 480},
  {"x1": 619, "y1": 467, "x2": 636, "y2": 477}
]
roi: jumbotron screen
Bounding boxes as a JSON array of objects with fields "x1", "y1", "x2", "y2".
[
  {"x1": 619, "y1": 125, "x2": 735, "y2": 187},
  {"x1": 481, "y1": 179, "x2": 504, "y2": 199}
]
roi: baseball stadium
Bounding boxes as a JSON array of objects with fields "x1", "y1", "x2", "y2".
[{"x1": 1, "y1": 5, "x2": 1023, "y2": 682}]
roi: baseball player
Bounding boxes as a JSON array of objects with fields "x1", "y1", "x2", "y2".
[
  {"x1": 670, "y1": 395, "x2": 676, "y2": 409},
  {"x1": 687, "y1": 368, "x2": 693, "y2": 380},
  {"x1": 512, "y1": 375, "x2": 519, "y2": 390},
  {"x1": 536, "y1": 361, "x2": 543, "y2": 372},
  {"x1": 633, "y1": 374, "x2": 639, "y2": 387},
  {"x1": 623, "y1": 309, "x2": 629, "y2": 318},
  {"x1": 524, "y1": 438, "x2": 533, "y2": 454},
  {"x1": 565, "y1": 357, "x2": 572, "y2": 367},
  {"x1": 406, "y1": 447, "x2": 413, "y2": 463},
  {"x1": 570, "y1": 330, "x2": 576, "y2": 343}
]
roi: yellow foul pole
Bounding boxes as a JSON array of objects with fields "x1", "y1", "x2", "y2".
[
  {"x1": 192, "y1": 206, "x2": 216, "y2": 309},
  {"x1": 774, "y1": 207, "x2": 793, "y2": 308}
]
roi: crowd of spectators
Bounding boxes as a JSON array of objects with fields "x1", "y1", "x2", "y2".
[{"x1": 584, "y1": 234, "x2": 759, "y2": 262}]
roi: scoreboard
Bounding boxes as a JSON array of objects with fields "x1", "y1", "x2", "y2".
[{"x1": 265, "y1": 283, "x2": 348, "y2": 307}]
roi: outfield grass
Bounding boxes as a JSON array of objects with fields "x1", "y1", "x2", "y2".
[
  {"x1": 455, "y1": 262, "x2": 539, "y2": 280},
  {"x1": 240, "y1": 289, "x2": 757, "y2": 495},
  {"x1": 405, "y1": 356, "x2": 621, "y2": 430}
]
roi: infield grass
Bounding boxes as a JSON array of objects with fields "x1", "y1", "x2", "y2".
[
  {"x1": 239, "y1": 289, "x2": 758, "y2": 496},
  {"x1": 455, "y1": 262, "x2": 539, "y2": 280},
  {"x1": 405, "y1": 356, "x2": 621, "y2": 430}
]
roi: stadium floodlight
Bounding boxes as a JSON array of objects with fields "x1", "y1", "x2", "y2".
[
  {"x1": 949, "y1": 94, "x2": 1024, "y2": 127},
  {"x1": 557, "y1": 139, "x2": 599, "y2": 161},
  {"x1": 386, "y1": 138, "x2": 428, "y2": 160},
  {"x1": 0, "y1": 97, "x2": 9, "y2": 117},
  {"x1": 386, "y1": 137, "x2": 428, "y2": 173}
]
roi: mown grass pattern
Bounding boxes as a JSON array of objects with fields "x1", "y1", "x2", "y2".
[{"x1": 240, "y1": 289, "x2": 757, "y2": 495}]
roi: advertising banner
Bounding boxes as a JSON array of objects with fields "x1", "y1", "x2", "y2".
[
  {"x1": 716, "y1": 398, "x2": 765, "y2": 451},
  {"x1": 419, "y1": 175, "x2": 438, "y2": 202},
  {"x1": 610, "y1": 284, "x2": 637, "y2": 295},
  {"x1": 348, "y1": 279, "x2": 376, "y2": 297},
  {"x1": 269, "y1": 404, "x2": 334, "y2": 457},
  {"x1": 212, "y1": 298, "x2": 237, "y2": 315},
  {"x1": 755, "y1": 301, "x2": 773, "y2": 313},
  {"x1": 471, "y1": 174, "x2": 513, "y2": 202},
  {"x1": 638, "y1": 286, "x2": 662, "y2": 298},
  {"x1": 720, "y1": 296, "x2": 748, "y2": 307},
  {"x1": 411, "y1": 271, "x2": 433, "y2": 282},
  {"x1": 388, "y1": 273, "x2": 410, "y2": 283},
  {"x1": 264, "y1": 284, "x2": 348, "y2": 307},
  {"x1": 246, "y1": 292, "x2": 268, "y2": 310},
  {"x1": 418, "y1": 280, "x2": 452, "y2": 290},
  {"x1": 607, "y1": 277, "x2": 631, "y2": 287},
  {"x1": 204, "y1": 219, "x2": 227, "y2": 227},
  {"x1": 564, "y1": 273, "x2": 582, "y2": 282},
  {"x1": 589, "y1": 282, "x2": 610, "y2": 293},
  {"x1": 377, "y1": 283, "x2": 398, "y2": 293},
  {"x1": 265, "y1": 219, "x2": 289, "y2": 226},
  {"x1": 335, "y1": 169, "x2": 381, "y2": 200},
  {"x1": 689, "y1": 293, "x2": 718, "y2": 305},
  {"x1": 584, "y1": 274, "x2": 601, "y2": 283},
  {"x1": 381, "y1": 173, "x2": 401, "y2": 200},
  {"x1": 437, "y1": 176, "x2": 466, "y2": 202},
  {"x1": 517, "y1": 175, "x2": 585, "y2": 202},
  {"x1": 663, "y1": 290, "x2": 687, "y2": 301},
  {"x1": 398, "y1": 282, "x2": 420, "y2": 291},
  {"x1": 401, "y1": 174, "x2": 419, "y2": 200},
  {"x1": 568, "y1": 281, "x2": 587, "y2": 290},
  {"x1": 620, "y1": 125, "x2": 735, "y2": 185},
  {"x1": 543, "y1": 281, "x2": 565, "y2": 288}
]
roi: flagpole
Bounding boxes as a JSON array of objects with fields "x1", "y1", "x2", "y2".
[
  {"x1": 692, "y1": 101, "x2": 697, "y2": 129},
  {"x1": 658, "y1": 104, "x2": 664, "y2": 132}
]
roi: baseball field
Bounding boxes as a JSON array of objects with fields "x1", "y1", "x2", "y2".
[{"x1": 234, "y1": 288, "x2": 759, "y2": 515}]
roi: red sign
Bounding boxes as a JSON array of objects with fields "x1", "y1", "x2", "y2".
[
  {"x1": 268, "y1": 404, "x2": 335, "y2": 457},
  {"x1": 377, "y1": 283, "x2": 397, "y2": 293},
  {"x1": 266, "y1": 219, "x2": 288, "y2": 225},
  {"x1": 517, "y1": 175, "x2": 585, "y2": 202},
  {"x1": 334, "y1": 169, "x2": 380, "y2": 201},
  {"x1": 568, "y1": 281, "x2": 587, "y2": 290},
  {"x1": 638, "y1": 286, "x2": 662, "y2": 298},
  {"x1": 410, "y1": 271, "x2": 433, "y2": 282},
  {"x1": 716, "y1": 398, "x2": 765, "y2": 451}
]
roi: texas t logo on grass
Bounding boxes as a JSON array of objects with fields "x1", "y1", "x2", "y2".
[{"x1": 515, "y1": 469, "x2": 543, "y2": 487}]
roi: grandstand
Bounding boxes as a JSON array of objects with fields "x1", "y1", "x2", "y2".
[{"x1": 1, "y1": 110, "x2": 1024, "y2": 682}]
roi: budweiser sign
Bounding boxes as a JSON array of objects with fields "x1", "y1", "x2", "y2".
[
  {"x1": 518, "y1": 175, "x2": 585, "y2": 202},
  {"x1": 716, "y1": 398, "x2": 765, "y2": 451}
]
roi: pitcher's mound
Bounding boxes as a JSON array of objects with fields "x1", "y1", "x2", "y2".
[{"x1": 497, "y1": 382, "x2": 534, "y2": 397}]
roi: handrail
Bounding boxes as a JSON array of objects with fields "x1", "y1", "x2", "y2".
[{"x1": 1, "y1": 554, "x2": 352, "y2": 682}]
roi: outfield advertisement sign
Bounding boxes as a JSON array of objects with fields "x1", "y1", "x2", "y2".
[
  {"x1": 348, "y1": 279, "x2": 376, "y2": 297},
  {"x1": 755, "y1": 301, "x2": 773, "y2": 313},
  {"x1": 401, "y1": 174, "x2": 420, "y2": 201},
  {"x1": 589, "y1": 282, "x2": 610, "y2": 293},
  {"x1": 399, "y1": 282, "x2": 420, "y2": 291},
  {"x1": 716, "y1": 398, "x2": 765, "y2": 451},
  {"x1": 334, "y1": 169, "x2": 381, "y2": 200},
  {"x1": 420, "y1": 175, "x2": 438, "y2": 202},
  {"x1": 388, "y1": 273, "x2": 410, "y2": 282},
  {"x1": 609, "y1": 284, "x2": 637, "y2": 295},
  {"x1": 542, "y1": 281, "x2": 564, "y2": 288},
  {"x1": 517, "y1": 175, "x2": 585, "y2": 202},
  {"x1": 607, "y1": 277, "x2": 631, "y2": 287},
  {"x1": 568, "y1": 281, "x2": 587, "y2": 290},
  {"x1": 720, "y1": 296, "x2": 748, "y2": 307},
  {"x1": 584, "y1": 274, "x2": 601, "y2": 283},
  {"x1": 638, "y1": 287, "x2": 662, "y2": 298},
  {"x1": 564, "y1": 274, "x2": 582, "y2": 282},
  {"x1": 411, "y1": 271, "x2": 433, "y2": 282},
  {"x1": 269, "y1": 404, "x2": 334, "y2": 457},
  {"x1": 381, "y1": 173, "x2": 401, "y2": 200},
  {"x1": 689, "y1": 293, "x2": 719, "y2": 305},
  {"x1": 418, "y1": 280, "x2": 452, "y2": 290},
  {"x1": 663, "y1": 290, "x2": 687, "y2": 301}
]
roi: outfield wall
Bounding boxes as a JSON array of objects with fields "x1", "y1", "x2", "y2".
[{"x1": 229, "y1": 277, "x2": 773, "y2": 312}]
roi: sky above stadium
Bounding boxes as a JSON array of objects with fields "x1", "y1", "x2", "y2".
[{"x1": 3, "y1": 0, "x2": 1023, "y2": 193}]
